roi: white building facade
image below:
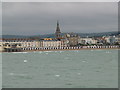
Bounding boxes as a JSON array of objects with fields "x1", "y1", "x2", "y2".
[{"x1": 78, "y1": 38, "x2": 98, "y2": 45}]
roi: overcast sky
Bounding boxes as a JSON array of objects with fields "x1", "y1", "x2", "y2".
[
  {"x1": 2, "y1": 2, "x2": 118, "y2": 35},
  {"x1": 0, "y1": 3, "x2": 1, "y2": 36}
]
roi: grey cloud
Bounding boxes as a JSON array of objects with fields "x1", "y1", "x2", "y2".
[
  {"x1": 2, "y1": 2, "x2": 118, "y2": 35},
  {"x1": 0, "y1": 3, "x2": 2, "y2": 36},
  {"x1": 2, "y1": 0, "x2": 120, "y2": 2}
]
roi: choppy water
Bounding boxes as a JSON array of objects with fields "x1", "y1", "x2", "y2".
[
  {"x1": 2, "y1": 49, "x2": 118, "y2": 88},
  {"x1": 0, "y1": 53, "x2": 2, "y2": 89}
]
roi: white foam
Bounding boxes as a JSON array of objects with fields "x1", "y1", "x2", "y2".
[
  {"x1": 82, "y1": 61, "x2": 86, "y2": 62},
  {"x1": 9, "y1": 73, "x2": 14, "y2": 75},
  {"x1": 78, "y1": 73, "x2": 81, "y2": 75},
  {"x1": 59, "y1": 51, "x2": 63, "y2": 53},
  {"x1": 106, "y1": 51, "x2": 111, "y2": 53},
  {"x1": 55, "y1": 75, "x2": 60, "y2": 77},
  {"x1": 17, "y1": 73, "x2": 27, "y2": 76},
  {"x1": 46, "y1": 51, "x2": 53, "y2": 52},
  {"x1": 46, "y1": 53, "x2": 48, "y2": 55},
  {"x1": 12, "y1": 52, "x2": 28, "y2": 54},
  {"x1": 24, "y1": 60, "x2": 27, "y2": 63},
  {"x1": 9, "y1": 73, "x2": 27, "y2": 76},
  {"x1": 74, "y1": 50, "x2": 79, "y2": 52},
  {"x1": 22, "y1": 52, "x2": 28, "y2": 53},
  {"x1": 39, "y1": 52, "x2": 42, "y2": 54}
]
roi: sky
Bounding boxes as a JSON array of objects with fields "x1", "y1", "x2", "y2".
[
  {"x1": 2, "y1": 2, "x2": 118, "y2": 35},
  {"x1": 2, "y1": 0, "x2": 120, "y2": 2},
  {"x1": 0, "y1": 3, "x2": 1, "y2": 36}
]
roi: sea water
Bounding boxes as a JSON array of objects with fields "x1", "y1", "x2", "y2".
[
  {"x1": 2, "y1": 49, "x2": 118, "y2": 88},
  {"x1": 0, "y1": 53, "x2": 2, "y2": 89}
]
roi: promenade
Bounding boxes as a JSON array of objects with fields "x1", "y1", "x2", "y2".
[{"x1": 21, "y1": 45, "x2": 119, "y2": 52}]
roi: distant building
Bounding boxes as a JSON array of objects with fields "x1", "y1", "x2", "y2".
[
  {"x1": 109, "y1": 36, "x2": 116, "y2": 44},
  {"x1": 104, "y1": 36, "x2": 118, "y2": 45},
  {"x1": 0, "y1": 39, "x2": 5, "y2": 51},
  {"x1": 1, "y1": 38, "x2": 42, "y2": 48},
  {"x1": 96, "y1": 37, "x2": 106, "y2": 45},
  {"x1": 55, "y1": 21, "x2": 61, "y2": 39},
  {"x1": 0, "y1": 21, "x2": 119, "y2": 52},
  {"x1": 43, "y1": 38, "x2": 53, "y2": 41},
  {"x1": 104, "y1": 36, "x2": 111, "y2": 44},
  {"x1": 78, "y1": 38, "x2": 97, "y2": 45},
  {"x1": 42, "y1": 40, "x2": 61, "y2": 47},
  {"x1": 115, "y1": 36, "x2": 120, "y2": 44},
  {"x1": 64, "y1": 33, "x2": 80, "y2": 46}
]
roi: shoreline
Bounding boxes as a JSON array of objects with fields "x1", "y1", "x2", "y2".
[
  {"x1": 2, "y1": 47, "x2": 119, "y2": 53},
  {"x1": 23, "y1": 48, "x2": 120, "y2": 52}
]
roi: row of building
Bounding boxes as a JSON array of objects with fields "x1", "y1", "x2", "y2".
[
  {"x1": 0, "y1": 21, "x2": 120, "y2": 52},
  {"x1": 0, "y1": 34, "x2": 120, "y2": 51},
  {"x1": 78, "y1": 35, "x2": 120, "y2": 45}
]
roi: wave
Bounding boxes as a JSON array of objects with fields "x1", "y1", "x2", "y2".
[
  {"x1": 43, "y1": 51, "x2": 54, "y2": 52},
  {"x1": 11, "y1": 52, "x2": 28, "y2": 54},
  {"x1": 9, "y1": 73, "x2": 27, "y2": 76}
]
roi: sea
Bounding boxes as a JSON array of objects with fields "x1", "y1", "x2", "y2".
[{"x1": 1, "y1": 49, "x2": 118, "y2": 88}]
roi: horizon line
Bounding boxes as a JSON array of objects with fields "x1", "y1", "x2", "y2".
[{"x1": 2, "y1": 31, "x2": 119, "y2": 36}]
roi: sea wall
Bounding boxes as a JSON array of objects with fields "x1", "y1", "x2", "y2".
[
  {"x1": 21, "y1": 45, "x2": 119, "y2": 52},
  {"x1": 2, "y1": 45, "x2": 119, "y2": 52}
]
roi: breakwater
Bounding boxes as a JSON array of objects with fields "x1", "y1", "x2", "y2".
[{"x1": 4, "y1": 45, "x2": 119, "y2": 52}]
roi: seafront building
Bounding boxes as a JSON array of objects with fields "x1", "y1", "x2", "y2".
[
  {"x1": 42, "y1": 40, "x2": 65, "y2": 47},
  {"x1": 0, "y1": 37, "x2": 119, "y2": 52},
  {"x1": 0, "y1": 21, "x2": 120, "y2": 52},
  {"x1": 99, "y1": 36, "x2": 120, "y2": 45},
  {"x1": 78, "y1": 38, "x2": 98, "y2": 45},
  {"x1": 64, "y1": 33, "x2": 80, "y2": 46},
  {"x1": 0, "y1": 39, "x2": 42, "y2": 52}
]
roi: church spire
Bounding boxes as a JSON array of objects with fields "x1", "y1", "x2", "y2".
[
  {"x1": 55, "y1": 20, "x2": 61, "y2": 39},
  {"x1": 57, "y1": 20, "x2": 59, "y2": 27}
]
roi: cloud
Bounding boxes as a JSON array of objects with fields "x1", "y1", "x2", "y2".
[
  {"x1": 2, "y1": 0, "x2": 120, "y2": 2},
  {"x1": 2, "y1": 2, "x2": 118, "y2": 35},
  {"x1": 0, "y1": 3, "x2": 2, "y2": 36}
]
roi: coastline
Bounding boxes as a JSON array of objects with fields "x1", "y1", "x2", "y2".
[
  {"x1": 2, "y1": 47, "x2": 119, "y2": 53},
  {"x1": 23, "y1": 48, "x2": 119, "y2": 52}
]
